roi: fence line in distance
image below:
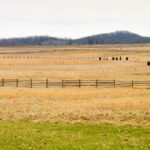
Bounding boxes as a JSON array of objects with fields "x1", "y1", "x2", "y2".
[{"x1": 0, "y1": 79, "x2": 150, "y2": 89}]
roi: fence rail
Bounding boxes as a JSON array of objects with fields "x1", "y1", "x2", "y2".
[
  {"x1": 0, "y1": 50, "x2": 150, "y2": 60},
  {"x1": 0, "y1": 79, "x2": 150, "y2": 89},
  {"x1": 0, "y1": 49, "x2": 150, "y2": 55}
]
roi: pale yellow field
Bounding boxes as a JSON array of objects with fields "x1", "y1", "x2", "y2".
[
  {"x1": 0, "y1": 44, "x2": 150, "y2": 125},
  {"x1": 0, "y1": 88, "x2": 149, "y2": 126}
]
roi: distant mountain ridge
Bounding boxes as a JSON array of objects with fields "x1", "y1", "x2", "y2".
[
  {"x1": 0, "y1": 36, "x2": 67, "y2": 46},
  {"x1": 0, "y1": 31, "x2": 150, "y2": 46},
  {"x1": 73, "y1": 31, "x2": 150, "y2": 44}
]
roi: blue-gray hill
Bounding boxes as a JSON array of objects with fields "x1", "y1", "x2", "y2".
[{"x1": 0, "y1": 31, "x2": 150, "y2": 46}]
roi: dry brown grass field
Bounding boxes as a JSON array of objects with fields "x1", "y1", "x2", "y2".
[{"x1": 0, "y1": 44, "x2": 150, "y2": 126}]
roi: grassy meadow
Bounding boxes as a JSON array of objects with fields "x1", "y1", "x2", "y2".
[
  {"x1": 0, "y1": 121, "x2": 149, "y2": 150},
  {"x1": 0, "y1": 44, "x2": 150, "y2": 149}
]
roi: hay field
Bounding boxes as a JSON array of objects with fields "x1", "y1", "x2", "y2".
[{"x1": 0, "y1": 44, "x2": 150, "y2": 125}]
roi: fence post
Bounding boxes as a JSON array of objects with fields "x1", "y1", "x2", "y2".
[
  {"x1": 62, "y1": 80, "x2": 64, "y2": 88},
  {"x1": 96, "y1": 79, "x2": 98, "y2": 88},
  {"x1": 46, "y1": 79, "x2": 48, "y2": 88},
  {"x1": 2, "y1": 78, "x2": 4, "y2": 87},
  {"x1": 79, "y1": 79, "x2": 81, "y2": 88},
  {"x1": 31, "y1": 79, "x2": 32, "y2": 88},
  {"x1": 114, "y1": 80, "x2": 116, "y2": 88},
  {"x1": 16, "y1": 79, "x2": 19, "y2": 87},
  {"x1": 132, "y1": 80, "x2": 134, "y2": 88}
]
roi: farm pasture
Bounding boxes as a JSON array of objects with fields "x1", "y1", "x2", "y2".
[
  {"x1": 0, "y1": 44, "x2": 150, "y2": 149},
  {"x1": 0, "y1": 44, "x2": 149, "y2": 125}
]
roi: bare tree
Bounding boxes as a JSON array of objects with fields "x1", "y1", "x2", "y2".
[{"x1": 68, "y1": 38, "x2": 72, "y2": 45}]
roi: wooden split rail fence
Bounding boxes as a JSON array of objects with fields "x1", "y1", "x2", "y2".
[
  {"x1": 0, "y1": 50, "x2": 149, "y2": 55},
  {"x1": 0, "y1": 50, "x2": 149, "y2": 60},
  {"x1": 0, "y1": 79, "x2": 150, "y2": 89}
]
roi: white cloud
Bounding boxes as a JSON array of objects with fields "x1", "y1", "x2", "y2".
[{"x1": 0, "y1": 0, "x2": 149, "y2": 38}]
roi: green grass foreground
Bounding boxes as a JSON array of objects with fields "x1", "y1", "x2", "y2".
[{"x1": 0, "y1": 121, "x2": 149, "y2": 150}]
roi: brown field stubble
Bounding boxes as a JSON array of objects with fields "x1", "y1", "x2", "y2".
[{"x1": 0, "y1": 45, "x2": 149, "y2": 125}]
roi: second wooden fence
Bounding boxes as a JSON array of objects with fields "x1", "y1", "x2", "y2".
[{"x1": 0, "y1": 79, "x2": 150, "y2": 88}]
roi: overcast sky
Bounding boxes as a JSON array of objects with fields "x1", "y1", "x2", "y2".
[{"x1": 0, "y1": 0, "x2": 150, "y2": 38}]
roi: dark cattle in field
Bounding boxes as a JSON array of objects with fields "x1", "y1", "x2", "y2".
[{"x1": 147, "y1": 61, "x2": 150, "y2": 66}]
